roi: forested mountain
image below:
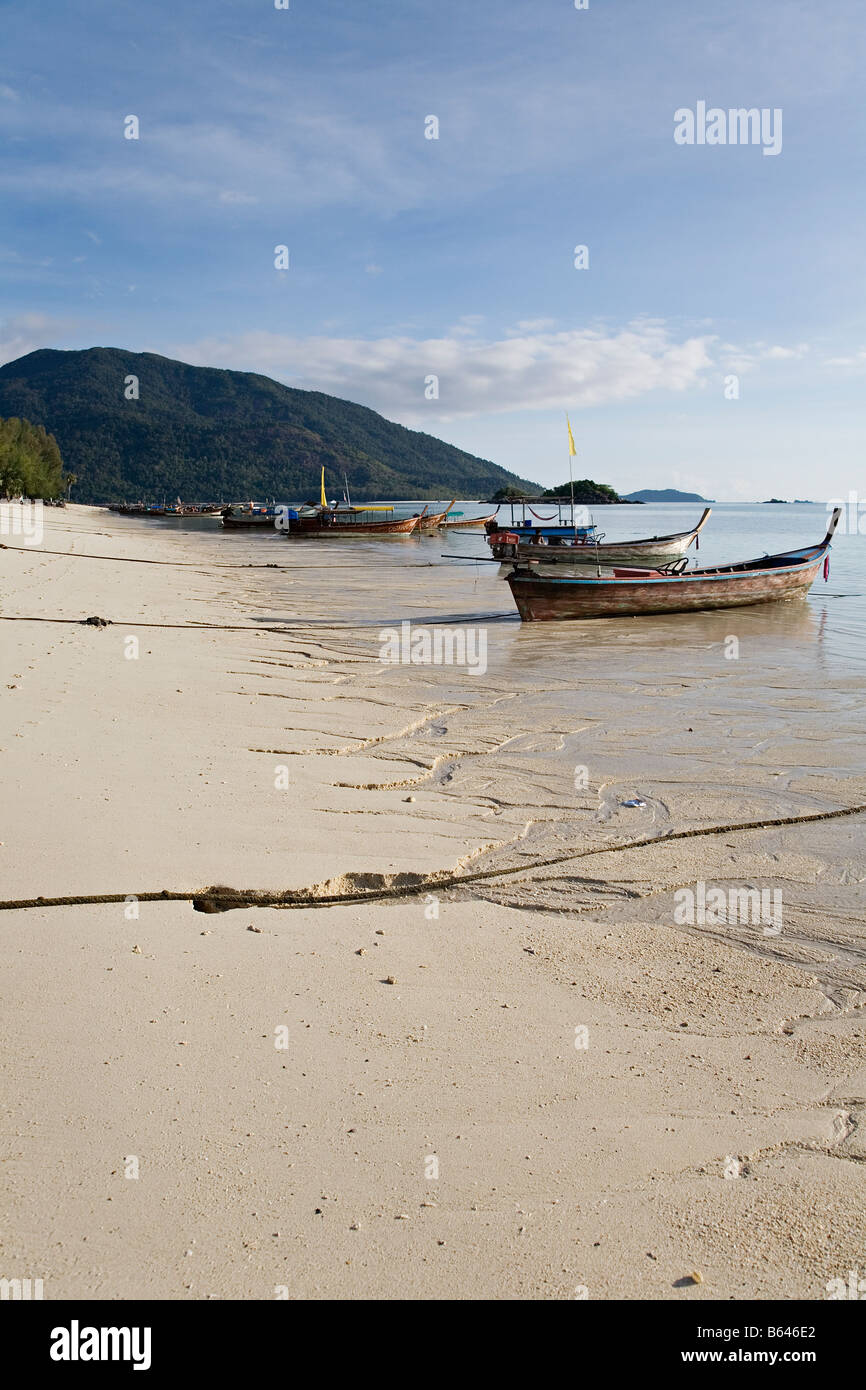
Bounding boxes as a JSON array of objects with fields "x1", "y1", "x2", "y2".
[{"x1": 0, "y1": 348, "x2": 538, "y2": 504}]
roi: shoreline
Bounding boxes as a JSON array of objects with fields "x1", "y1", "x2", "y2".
[{"x1": 2, "y1": 506, "x2": 864, "y2": 1299}]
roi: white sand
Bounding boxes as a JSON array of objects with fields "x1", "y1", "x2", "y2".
[{"x1": 1, "y1": 507, "x2": 864, "y2": 1299}]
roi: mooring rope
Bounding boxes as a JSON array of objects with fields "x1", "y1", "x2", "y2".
[
  {"x1": 1, "y1": 802, "x2": 863, "y2": 915},
  {"x1": 0, "y1": 543, "x2": 437, "y2": 571}
]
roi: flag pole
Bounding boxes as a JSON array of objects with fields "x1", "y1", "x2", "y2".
[{"x1": 566, "y1": 414, "x2": 576, "y2": 538}]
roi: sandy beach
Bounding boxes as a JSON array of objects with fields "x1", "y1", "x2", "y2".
[{"x1": 2, "y1": 505, "x2": 865, "y2": 1301}]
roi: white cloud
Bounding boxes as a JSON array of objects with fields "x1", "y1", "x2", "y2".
[
  {"x1": 0, "y1": 313, "x2": 73, "y2": 367},
  {"x1": 824, "y1": 349, "x2": 866, "y2": 369},
  {"x1": 170, "y1": 320, "x2": 715, "y2": 423},
  {"x1": 719, "y1": 340, "x2": 810, "y2": 372}
]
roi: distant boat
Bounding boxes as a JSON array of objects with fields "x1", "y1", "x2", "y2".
[
  {"x1": 416, "y1": 500, "x2": 457, "y2": 531},
  {"x1": 439, "y1": 509, "x2": 498, "y2": 530},
  {"x1": 507, "y1": 510, "x2": 840, "y2": 621},
  {"x1": 282, "y1": 468, "x2": 426, "y2": 536},
  {"x1": 221, "y1": 505, "x2": 281, "y2": 528},
  {"x1": 287, "y1": 505, "x2": 424, "y2": 536},
  {"x1": 492, "y1": 508, "x2": 712, "y2": 566}
]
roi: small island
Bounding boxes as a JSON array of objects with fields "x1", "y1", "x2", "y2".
[
  {"x1": 491, "y1": 479, "x2": 628, "y2": 504},
  {"x1": 624, "y1": 488, "x2": 714, "y2": 503}
]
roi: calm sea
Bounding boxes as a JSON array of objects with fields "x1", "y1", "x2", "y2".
[{"x1": 127, "y1": 500, "x2": 865, "y2": 672}]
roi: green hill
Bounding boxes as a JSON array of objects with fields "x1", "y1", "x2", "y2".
[
  {"x1": 541, "y1": 479, "x2": 625, "y2": 504},
  {"x1": 0, "y1": 348, "x2": 539, "y2": 504}
]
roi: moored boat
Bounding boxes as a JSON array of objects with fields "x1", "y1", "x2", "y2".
[
  {"x1": 286, "y1": 505, "x2": 423, "y2": 536},
  {"x1": 440, "y1": 509, "x2": 498, "y2": 530},
  {"x1": 494, "y1": 508, "x2": 712, "y2": 566},
  {"x1": 282, "y1": 468, "x2": 425, "y2": 536},
  {"x1": 506, "y1": 510, "x2": 841, "y2": 621},
  {"x1": 221, "y1": 504, "x2": 281, "y2": 528},
  {"x1": 417, "y1": 500, "x2": 457, "y2": 531}
]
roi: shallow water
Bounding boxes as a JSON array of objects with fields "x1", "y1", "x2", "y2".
[{"x1": 131, "y1": 500, "x2": 865, "y2": 673}]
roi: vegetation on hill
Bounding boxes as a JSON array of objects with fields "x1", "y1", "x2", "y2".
[
  {"x1": 0, "y1": 415, "x2": 70, "y2": 498},
  {"x1": 492, "y1": 479, "x2": 627, "y2": 504},
  {"x1": 541, "y1": 479, "x2": 624, "y2": 504},
  {"x1": 0, "y1": 348, "x2": 539, "y2": 504}
]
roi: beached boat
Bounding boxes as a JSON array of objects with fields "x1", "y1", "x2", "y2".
[
  {"x1": 506, "y1": 510, "x2": 841, "y2": 621},
  {"x1": 439, "y1": 509, "x2": 498, "y2": 530},
  {"x1": 493, "y1": 508, "x2": 712, "y2": 565}
]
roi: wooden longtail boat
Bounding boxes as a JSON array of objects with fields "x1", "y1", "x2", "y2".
[
  {"x1": 417, "y1": 500, "x2": 457, "y2": 531},
  {"x1": 493, "y1": 508, "x2": 712, "y2": 565},
  {"x1": 221, "y1": 506, "x2": 281, "y2": 528},
  {"x1": 440, "y1": 509, "x2": 498, "y2": 530},
  {"x1": 507, "y1": 510, "x2": 841, "y2": 621},
  {"x1": 286, "y1": 506, "x2": 424, "y2": 536},
  {"x1": 283, "y1": 467, "x2": 425, "y2": 536},
  {"x1": 484, "y1": 499, "x2": 598, "y2": 543}
]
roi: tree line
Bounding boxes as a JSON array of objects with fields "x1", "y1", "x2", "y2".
[{"x1": 0, "y1": 415, "x2": 74, "y2": 499}]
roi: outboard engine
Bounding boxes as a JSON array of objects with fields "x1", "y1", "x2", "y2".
[{"x1": 488, "y1": 530, "x2": 520, "y2": 559}]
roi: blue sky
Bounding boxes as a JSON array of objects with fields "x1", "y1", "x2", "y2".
[{"x1": 1, "y1": 0, "x2": 865, "y2": 498}]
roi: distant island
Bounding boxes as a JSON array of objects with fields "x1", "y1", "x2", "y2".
[
  {"x1": 492, "y1": 479, "x2": 627, "y2": 504},
  {"x1": 623, "y1": 488, "x2": 714, "y2": 503},
  {"x1": 0, "y1": 348, "x2": 541, "y2": 504}
]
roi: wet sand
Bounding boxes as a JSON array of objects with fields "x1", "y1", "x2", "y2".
[{"x1": 1, "y1": 506, "x2": 864, "y2": 1299}]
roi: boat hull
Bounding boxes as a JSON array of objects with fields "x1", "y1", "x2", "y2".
[
  {"x1": 508, "y1": 555, "x2": 825, "y2": 621},
  {"x1": 493, "y1": 508, "x2": 712, "y2": 563},
  {"x1": 287, "y1": 513, "x2": 421, "y2": 536},
  {"x1": 222, "y1": 513, "x2": 278, "y2": 528},
  {"x1": 440, "y1": 510, "x2": 498, "y2": 530},
  {"x1": 417, "y1": 500, "x2": 457, "y2": 531}
]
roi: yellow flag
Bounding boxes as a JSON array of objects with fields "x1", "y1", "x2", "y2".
[
  {"x1": 320, "y1": 466, "x2": 327, "y2": 507},
  {"x1": 566, "y1": 415, "x2": 576, "y2": 457}
]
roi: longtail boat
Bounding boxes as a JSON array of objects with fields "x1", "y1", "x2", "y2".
[
  {"x1": 492, "y1": 508, "x2": 712, "y2": 565},
  {"x1": 440, "y1": 509, "x2": 498, "y2": 530},
  {"x1": 417, "y1": 500, "x2": 457, "y2": 531},
  {"x1": 286, "y1": 506, "x2": 423, "y2": 536},
  {"x1": 282, "y1": 467, "x2": 425, "y2": 536},
  {"x1": 506, "y1": 510, "x2": 841, "y2": 621},
  {"x1": 221, "y1": 505, "x2": 282, "y2": 528},
  {"x1": 484, "y1": 498, "x2": 598, "y2": 543}
]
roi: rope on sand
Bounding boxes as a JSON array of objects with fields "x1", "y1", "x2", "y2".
[
  {"x1": 0, "y1": 544, "x2": 435, "y2": 571},
  {"x1": 0, "y1": 615, "x2": 302, "y2": 632},
  {"x1": 1, "y1": 802, "x2": 863, "y2": 915}
]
